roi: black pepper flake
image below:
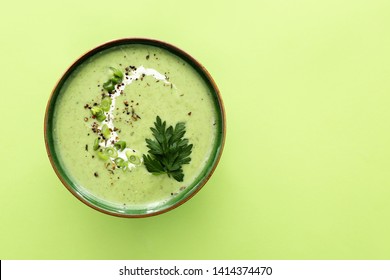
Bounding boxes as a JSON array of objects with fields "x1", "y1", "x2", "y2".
[
  {"x1": 188, "y1": 112, "x2": 192, "y2": 116},
  {"x1": 146, "y1": 54, "x2": 150, "y2": 60},
  {"x1": 85, "y1": 144, "x2": 88, "y2": 151},
  {"x1": 94, "y1": 172, "x2": 99, "y2": 177}
]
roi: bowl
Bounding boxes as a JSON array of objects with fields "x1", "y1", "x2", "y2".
[{"x1": 44, "y1": 38, "x2": 225, "y2": 217}]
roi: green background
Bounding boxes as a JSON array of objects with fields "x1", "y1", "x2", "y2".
[{"x1": 1, "y1": 0, "x2": 390, "y2": 259}]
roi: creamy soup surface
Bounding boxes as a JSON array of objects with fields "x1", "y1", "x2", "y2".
[{"x1": 52, "y1": 44, "x2": 219, "y2": 210}]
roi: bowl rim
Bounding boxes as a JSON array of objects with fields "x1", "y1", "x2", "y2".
[{"x1": 44, "y1": 37, "x2": 226, "y2": 218}]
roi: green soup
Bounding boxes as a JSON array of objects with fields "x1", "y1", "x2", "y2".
[{"x1": 46, "y1": 39, "x2": 224, "y2": 216}]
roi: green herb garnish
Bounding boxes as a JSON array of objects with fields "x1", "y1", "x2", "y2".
[
  {"x1": 126, "y1": 150, "x2": 141, "y2": 165},
  {"x1": 103, "y1": 147, "x2": 118, "y2": 158},
  {"x1": 97, "y1": 150, "x2": 109, "y2": 160},
  {"x1": 100, "y1": 97, "x2": 112, "y2": 112},
  {"x1": 114, "y1": 140, "x2": 126, "y2": 151},
  {"x1": 110, "y1": 67, "x2": 124, "y2": 82},
  {"x1": 114, "y1": 157, "x2": 127, "y2": 168},
  {"x1": 90, "y1": 106, "x2": 106, "y2": 122},
  {"x1": 103, "y1": 80, "x2": 115, "y2": 92},
  {"x1": 93, "y1": 138, "x2": 100, "y2": 151},
  {"x1": 103, "y1": 67, "x2": 123, "y2": 92},
  {"x1": 143, "y1": 116, "x2": 193, "y2": 182},
  {"x1": 101, "y1": 124, "x2": 111, "y2": 139}
]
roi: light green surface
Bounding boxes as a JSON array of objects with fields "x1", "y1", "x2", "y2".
[{"x1": 1, "y1": 0, "x2": 390, "y2": 259}]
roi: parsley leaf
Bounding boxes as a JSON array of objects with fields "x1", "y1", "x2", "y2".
[{"x1": 143, "y1": 116, "x2": 193, "y2": 182}]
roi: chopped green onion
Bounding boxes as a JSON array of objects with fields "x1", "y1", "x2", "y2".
[
  {"x1": 104, "y1": 147, "x2": 118, "y2": 158},
  {"x1": 102, "y1": 67, "x2": 123, "y2": 92},
  {"x1": 100, "y1": 97, "x2": 112, "y2": 112},
  {"x1": 110, "y1": 67, "x2": 124, "y2": 80},
  {"x1": 93, "y1": 138, "x2": 100, "y2": 151},
  {"x1": 111, "y1": 76, "x2": 122, "y2": 84},
  {"x1": 114, "y1": 140, "x2": 126, "y2": 151},
  {"x1": 101, "y1": 124, "x2": 111, "y2": 139},
  {"x1": 103, "y1": 80, "x2": 115, "y2": 92},
  {"x1": 128, "y1": 155, "x2": 141, "y2": 165},
  {"x1": 90, "y1": 106, "x2": 103, "y2": 116},
  {"x1": 91, "y1": 106, "x2": 106, "y2": 122},
  {"x1": 97, "y1": 151, "x2": 109, "y2": 160},
  {"x1": 96, "y1": 113, "x2": 106, "y2": 122},
  {"x1": 126, "y1": 150, "x2": 141, "y2": 165},
  {"x1": 114, "y1": 157, "x2": 127, "y2": 168}
]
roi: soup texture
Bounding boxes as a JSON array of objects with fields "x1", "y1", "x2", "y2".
[{"x1": 50, "y1": 43, "x2": 222, "y2": 213}]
